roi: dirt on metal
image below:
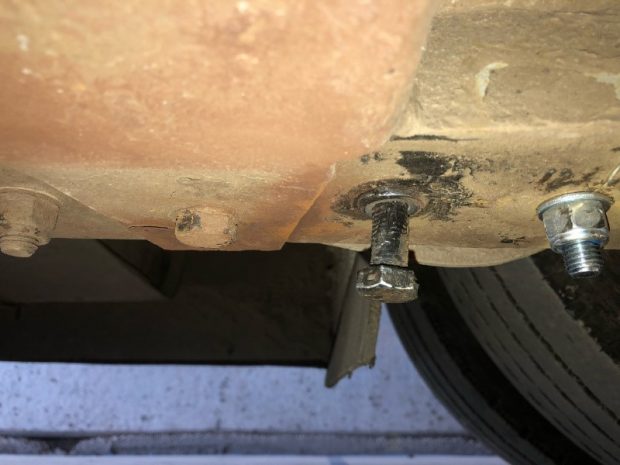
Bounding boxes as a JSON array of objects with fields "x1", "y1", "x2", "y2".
[
  {"x1": 1, "y1": 0, "x2": 620, "y2": 267},
  {"x1": 0, "y1": 0, "x2": 434, "y2": 252}
]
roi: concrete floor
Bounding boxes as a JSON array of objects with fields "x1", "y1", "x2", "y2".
[{"x1": 0, "y1": 455, "x2": 508, "y2": 465}]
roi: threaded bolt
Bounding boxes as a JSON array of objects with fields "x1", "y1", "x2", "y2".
[
  {"x1": 356, "y1": 193, "x2": 419, "y2": 303},
  {"x1": 561, "y1": 241, "x2": 604, "y2": 279},
  {"x1": 537, "y1": 192, "x2": 613, "y2": 279},
  {"x1": 369, "y1": 200, "x2": 410, "y2": 267}
]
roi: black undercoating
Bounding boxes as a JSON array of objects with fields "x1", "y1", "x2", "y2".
[
  {"x1": 537, "y1": 167, "x2": 601, "y2": 193},
  {"x1": 390, "y1": 134, "x2": 475, "y2": 143},
  {"x1": 334, "y1": 151, "x2": 490, "y2": 221},
  {"x1": 175, "y1": 209, "x2": 202, "y2": 232},
  {"x1": 334, "y1": 139, "x2": 610, "y2": 226}
]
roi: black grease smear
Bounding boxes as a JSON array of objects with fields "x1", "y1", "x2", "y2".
[
  {"x1": 500, "y1": 235, "x2": 526, "y2": 246},
  {"x1": 131, "y1": 225, "x2": 171, "y2": 231},
  {"x1": 398, "y1": 151, "x2": 452, "y2": 177},
  {"x1": 360, "y1": 152, "x2": 385, "y2": 165},
  {"x1": 546, "y1": 168, "x2": 575, "y2": 191},
  {"x1": 543, "y1": 167, "x2": 601, "y2": 192},
  {"x1": 390, "y1": 134, "x2": 476, "y2": 143},
  {"x1": 537, "y1": 168, "x2": 557, "y2": 185},
  {"x1": 611, "y1": 147, "x2": 620, "y2": 152},
  {"x1": 335, "y1": 151, "x2": 489, "y2": 221}
]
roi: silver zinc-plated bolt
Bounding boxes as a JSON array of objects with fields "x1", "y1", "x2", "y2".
[
  {"x1": 356, "y1": 192, "x2": 419, "y2": 303},
  {"x1": 0, "y1": 189, "x2": 60, "y2": 258},
  {"x1": 537, "y1": 191, "x2": 613, "y2": 279}
]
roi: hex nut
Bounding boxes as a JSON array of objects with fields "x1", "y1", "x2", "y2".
[
  {"x1": 537, "y1": 192, "x2": 613, "y2": 278},
  {"x1": 356, "y1": 264, "x2": 419, "y2": 303},
  {"x1": 174, "y1": 206, "x2": 237, "y2": 249},
  {"x1": 537, "y1": 193, "x2": 612, "y2": 252},
  {"x1": 0, "y1": 189, "x2": 59, "y2": 258}
]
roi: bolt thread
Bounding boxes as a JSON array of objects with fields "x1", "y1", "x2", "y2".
[
  {"x1": 370, "y1": 200, "x2": 409, "y2": 267},
  {"x1": 561, "y1": 241, "x2": 604, "y2": 279}
]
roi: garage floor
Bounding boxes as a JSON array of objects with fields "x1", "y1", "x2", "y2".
[{"x1": 0, "y1": 456, "x2": 508, "y2": 465}]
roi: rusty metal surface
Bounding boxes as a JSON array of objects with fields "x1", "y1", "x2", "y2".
[
  {"x1": 1, "y1": 0, "x2": 620, "y2": 266},
  {"x1": 295, "y1": 128, "x2": 620, "y2": 255},
  {"x1": 0, "y1": 0, "x2": 434, "y2": 250},
  {"x1": 292, "y1": 0, "x2": 620, "y2": 265}
]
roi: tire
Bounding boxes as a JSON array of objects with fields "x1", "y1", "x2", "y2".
[{"x1": 389, "y1": 252, "x2": 620, "y2": 465}]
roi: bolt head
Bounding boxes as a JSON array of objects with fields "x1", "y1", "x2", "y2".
[
  {"x1": 0, "y1": 236, "x2": 38, "y2": 258},
  {"x1": 356, "y1": 265, "x2": 419, "y2": 303},
  {"x1": 0, "y1": 190, "x2": 59, "y2": 258}
]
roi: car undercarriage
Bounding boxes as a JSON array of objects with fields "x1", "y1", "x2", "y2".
[{"x1": 1, "y1": 1, "x2": 619, "y2": 464}]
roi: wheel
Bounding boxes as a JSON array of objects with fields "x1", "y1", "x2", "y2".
[{"x1": 389, "y1": 250, "x2": 620, "y2": 465}]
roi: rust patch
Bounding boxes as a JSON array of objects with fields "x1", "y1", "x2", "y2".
[{"x1": 0, "y1": 0, "x2": 436, "y2": 251}]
